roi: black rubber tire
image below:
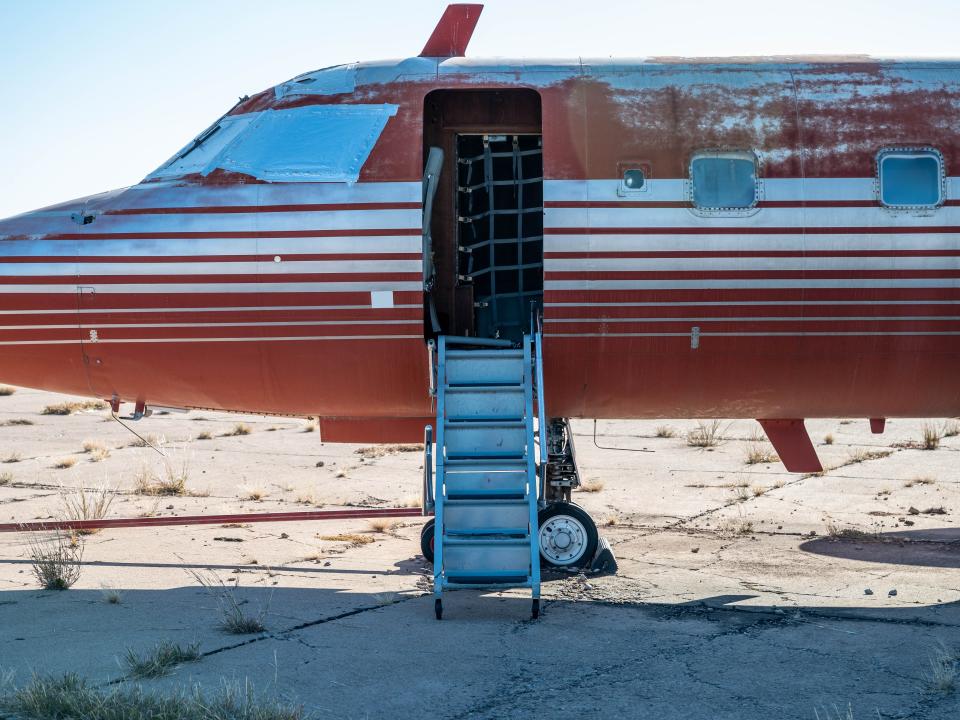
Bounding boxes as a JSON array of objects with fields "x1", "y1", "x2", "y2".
[
  {"x1": 531, "y1": 599, "x2": 540, "y2": 620},
  {"x1": 537, "y1": 502, "x2": 599, "y2": 570},
  {"x1": 435, "y1": 598, "x2": 443, "y2": 620},
  {"x1": 420, "y1": 518, "x2": 435, "y2": 563}
]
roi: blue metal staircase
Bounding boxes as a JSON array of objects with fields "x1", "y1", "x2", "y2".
[{"x1": 428, "y1": 333, "x2": 543, "y2": 619}]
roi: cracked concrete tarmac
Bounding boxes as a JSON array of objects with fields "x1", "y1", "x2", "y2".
[{"x1": 1, "y1": 387, "x2": 959, "y2": 719}]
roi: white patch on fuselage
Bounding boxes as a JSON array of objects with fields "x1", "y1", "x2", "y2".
[{"x1": 371, "y1": 290, "x2": 395, "y2": 308}]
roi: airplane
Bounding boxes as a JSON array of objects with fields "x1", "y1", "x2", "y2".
[{"x1": 1, "y1": 4, "x2": 958, "y2": 617}]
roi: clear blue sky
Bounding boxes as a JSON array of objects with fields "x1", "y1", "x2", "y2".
[{"x1": 1, "y1": 0, "x2": 956, "y2": 218}]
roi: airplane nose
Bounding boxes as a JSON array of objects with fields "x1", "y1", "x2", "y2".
[{"x1": 0, "y1": 195, "x2": 107, "y2": 396}]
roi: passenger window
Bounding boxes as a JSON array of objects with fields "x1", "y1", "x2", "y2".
[
  {"x1": 690, "y1": 152, "x2": 758, "y2": 210},
  {"x1": 878, "y1": 149, "x2": 943, "y2": 208}
]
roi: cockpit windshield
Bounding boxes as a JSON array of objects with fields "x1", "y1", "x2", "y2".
[{"x1": 147, "y1": 103, "x2": 398, "y2": 183}]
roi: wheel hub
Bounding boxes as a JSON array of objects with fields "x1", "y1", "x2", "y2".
[{"x1": 539, "y1": 515, "x2": 588, "y2": 565}]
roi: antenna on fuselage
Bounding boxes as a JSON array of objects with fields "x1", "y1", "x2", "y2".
[{"x1": 419, "y1": 4, "x2": 483, "y2": 58}]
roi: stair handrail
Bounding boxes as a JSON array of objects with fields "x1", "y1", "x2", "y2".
[
  {"x1": 422, "y1": 424, "x2": 434, "y2": 515},
  {"x1": 532, "y1": 310, "x2": 547, "y2": 507}
]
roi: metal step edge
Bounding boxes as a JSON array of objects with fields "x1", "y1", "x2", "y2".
[
  {"x1": 445, "y1": 350, "x2": 523, "y2": 359},
  {"x1": 445, "y1": 453, "x2": 528, "y2": 461},
  {"x1": 443, "y1": 527, "x2": 529, "y2": 536},
  {"x1": 443, "y1": 419, "x2": 526, "y2": 428},
  {"x1": 443, "y1": 384, "x2": 525, "y2": 393},
  {"x1": 441, "y1": 537, "x2": 532, "y2": 546},
  {"x1": 442, "y1": 577, "x2": 533, "y2": 587}
]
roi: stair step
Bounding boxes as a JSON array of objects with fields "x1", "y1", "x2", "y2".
[
  {"x1": 443, "y1": 499, "x2": 531, "y2": 535},
  {"x1": 445, "y1": 385, "x2": 525, "y2": 420},
  {"x1": 442, "y1": 458, "x2": 529, "y2": 498},
  {"x1": 443, "y1": 421, "x2": 528, "y2": 458},
  {"x1": 440, "y1": 537, "x2": 532, "y2": 576},
  {"x1": 445, "y1": 352, "x2": 524, "y2": 386}
]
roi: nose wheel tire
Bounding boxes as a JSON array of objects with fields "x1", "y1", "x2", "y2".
[
  {"x1": 538, "y1": 502, "x2": 598, "y2": 569},
  {"x1": 420, "y1": 518, "x2": 435, "y2": 563}
]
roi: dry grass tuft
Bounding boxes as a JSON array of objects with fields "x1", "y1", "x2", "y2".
[
  {"x1": 196, "y1": 430, "x2": 213, "y2": 440},
  {"x1": 367, "y1": 518, "x2": 397, "y2": 533},
  {"x1": 0, "y1": 471, "x2": 12, "y2": 486},
  {"x1": 846, "y1": 448, "x2": 893, "y2": 465},
  {"x1": 134, "y1": 461, "x2": 188, "y2": 496},
  {"x1": 354, "y1": 443, "x2": 423, "y2": 459},
  {"x1": 3, "y1": 452, "x2": 22, "y2": 464},
  {"x1": 41, "y1": 400, "x2": 107, "y2": 416},
  {"x1": 372, "y1": 592, "x2": 398, "y2": 606},
  {"x1": 0, "y1": 674, "x2": 304, "y2": 720},
  {"x1": 578, "y1": 479, "x2": 605, "y2": 493},
  {"x1": 602, "y1": 514, "x2": 619, "y2": 527},
  {"x1": 943, "y1": 420, "x2": 960, "y2": 438},
  {"x1": 401, "y1": 495, "x2": 421, "y2": 508},
  {"x1": 921, "y1": 422, "x2": 942, "y2": 450},
  {"x1": 187, "y1": 569, "x2": 270, "y2": 634},
  {"x1": 687, "y1": 420, "x2": 725, "y2": 448},
  {"x1": 751, "y1": 484, "x2": 768, "y2": 497},
  {"x1": 128, "y1": 433, "x2": 164, "y2": 449},
  {"x1": 823, "y1": 433, "x2": 835, "y2": 445},
  {"x1": 924, "y1": 644, "x2": 957, "y2": 693},
  {"x1": 101, "y1": 586, "x2": 123, "y2": 604},
  {"x1": 319, "y1": 533, "x2": 375, "y2": 547},
  {"x1": 825, "y1": 521, "x2": 876, "y2": 540},
  {"x1": 3, "y1": 418, "x2": 33, "y2": 426},
  {"x1": 905, "y1": 476, "x2": 936, "y2": 487},
  {"x1": 334, "y1": 468, "x2": 348, "y2": 479},
  {"x1": 654, "y1": 425, "x2": 677, "y2": 438},
  {"x1": 0, "y1": 385, "x2": 16, "y2": 396},
  {"x1": 28, "y1": 531, "x2": 83, "y2": 590},
  {"x1": 733, "y1": 485, "x2": 751, "y2": 502},
  {"x1": 124, "y1": 641, "x2": 201, "y2": 679},
  {"x1": 223, "y1": 422, "x2": 253, "y2": 437},
  {"x1": 53, "y1": 457, "x2": 77, "y2": 470},
  {"x1": 241, "y1": 487, "x2": 268, "y2": 501},
  {"x1": 744, "y1": 443, "x2": 779, "y2": 465},
  {"x1": 303, "y1": 418, "x2": 318, "y2": 433},
  {"x1": 716, "y1": 516, "x2": 754, "y2": 536},
  {"x1": 60, "y1": 487, "x2": 113, "y2": 535},
  {"x1": 814, "y1": 705, "x2": 855, "y2": 720},
  {"x1": 81, "y1": 439, "x2": 110, "y2": 462}
]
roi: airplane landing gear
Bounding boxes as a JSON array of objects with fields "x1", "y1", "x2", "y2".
[
  {"x1": 537, "y1": 502, "x2": 599, "y2": 569},
  {"x1": 420, "y1": 505, "x2": 600, "y2": 570}
]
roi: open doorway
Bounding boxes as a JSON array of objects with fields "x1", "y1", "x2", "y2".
[{"x1": 423, "y1": 89, "x2": 543, "y2": 343}]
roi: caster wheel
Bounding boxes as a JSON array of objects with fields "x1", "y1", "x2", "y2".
[
  {"x1": 420, "y1": 518, "x2": 435, "y2": 563},
  {"x1": 531, "y1": 599, "x2": 540, "y2": 620},
  {"x1": 538, "y1": 502, "x2": 599, "y2": 569},
  {"x1": 435, "y1": 598, "x2": 443, "y2": 620}
]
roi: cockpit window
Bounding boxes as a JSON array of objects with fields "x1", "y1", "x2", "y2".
[{"x1": 147, "y1": 104, "x2": 398, "y2": 183}]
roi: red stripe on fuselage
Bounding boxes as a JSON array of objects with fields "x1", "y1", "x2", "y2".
[{"x1": 105, "y1": 202, "x2": 421, "y2": 215}]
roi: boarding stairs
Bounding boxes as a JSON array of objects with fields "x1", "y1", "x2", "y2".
[{"x1": 424, "y1": 331, "x2": 546, "y2": 620}]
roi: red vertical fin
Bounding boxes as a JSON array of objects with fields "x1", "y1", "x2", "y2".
[
  {"x1": 420, "y1": 4, "x2": 484, "y2": 58},
  {"x1": 870, "y1": 418, "x2": 886, "y2": 434},
  {"x1": 758, "y1": 419, "x2": 823, "y2": 473}
]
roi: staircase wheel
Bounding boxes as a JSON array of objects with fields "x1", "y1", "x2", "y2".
[
  {"x1": 435, "y1": 598, "x2": 443, "y2": 620},
  {"x1": 537, "y1": 502, "x2": 599, "y2": 569},
  {"x1": 531, "y1": 599, "x2": 540, "y2": 620},
  {"x1": 420, "y1": 518, "x2": 435, "y2": 563}
]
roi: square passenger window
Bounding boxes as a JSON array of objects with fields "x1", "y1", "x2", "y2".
[
  {"x1": 690, "y1": 152, "x2": 758, "y2": 210},
  {"x1": 879, "y1": 150, "x2": 943, "y2": 208}
]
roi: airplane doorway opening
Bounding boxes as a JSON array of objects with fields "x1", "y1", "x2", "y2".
[
  {"x1": 456, "y1": 133, "x2": 543, "y2": 342},
  {"x1": 422, "y1": 89, "x2": 543, "y2": 342}
]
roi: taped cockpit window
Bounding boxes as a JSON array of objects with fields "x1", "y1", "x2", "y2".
[
  {"x1": 213, "y1": 104, "x2": 398, "y2": 183},
  {"x1": 275, "y1": 64, "x2": 358, "y2": 99},
  {"x1": 147, "y1": 114, "x2": 258, "y2": 181}
]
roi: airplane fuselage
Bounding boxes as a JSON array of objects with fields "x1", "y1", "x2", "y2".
[{"x1": 1, "y1": 55, "x2": 959, "y2": 443}]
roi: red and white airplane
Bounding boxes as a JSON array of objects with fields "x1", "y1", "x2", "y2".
[{"x1": 1, "y1": 5, "x2": 958, "y2": 576}]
